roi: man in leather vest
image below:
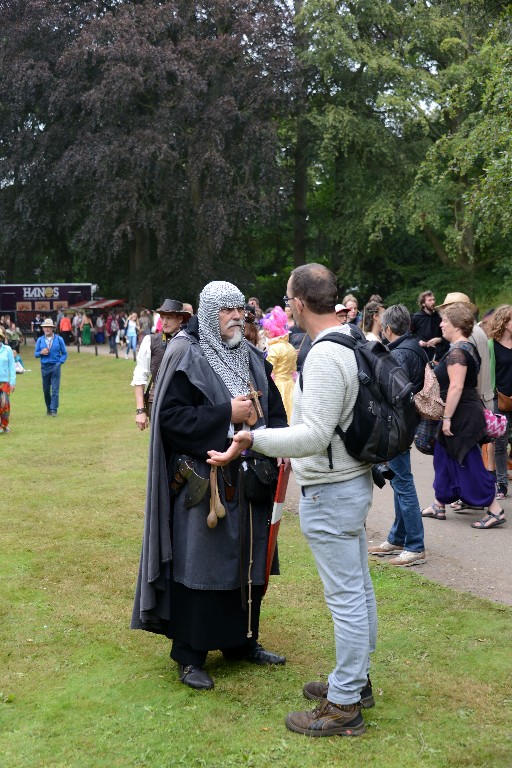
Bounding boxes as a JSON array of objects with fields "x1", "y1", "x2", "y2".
[{"x1": 131, "y1": 299, "x2": 191, "y2": 430}]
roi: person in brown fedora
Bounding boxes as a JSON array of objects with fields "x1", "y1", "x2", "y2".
[{"x1": 131, "y1": 299, "x2": 192, "y2": 430}]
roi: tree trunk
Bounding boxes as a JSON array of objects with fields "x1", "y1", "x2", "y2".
[
  {"x1": 293, "y1": 0, "x2": 308, "y2": 268},
  {"x1": 189, "y1": 175, "x2": 215, "y2": 297},
  {"x1": 293, "y1": 116, "x2": 308, "y2": 267},
  {"x1": 129, "y1": 224, "x2": 152, "y2": 308}
]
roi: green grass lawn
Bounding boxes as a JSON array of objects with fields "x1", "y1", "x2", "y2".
[{"x1": 1, "y1": 353, "x2": 511, "y2": 768}]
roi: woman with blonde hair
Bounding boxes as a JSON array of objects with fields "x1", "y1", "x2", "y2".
[
  {"x1": 125, "y1": 312, "x2": 139, "y2": 358},
  {"x1": 488, "y1": 305, "x2": 512, "y2": 500},
  {"x1": 261, "y1": 306, "x2": 296, "y2": 423},
  {"x1": 342, "y1": 294, "x2": 359, "y2": 324}
]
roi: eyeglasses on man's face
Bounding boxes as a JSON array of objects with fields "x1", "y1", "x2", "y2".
[{"x1": 283, "y1": 295, "x2": 296, "y2": 306}]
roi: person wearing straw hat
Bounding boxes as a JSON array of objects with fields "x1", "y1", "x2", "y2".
[
  {"x1": 0, "y1": 326, "x2": 16, "y2": 433},
  {"x1": 34, "y1": 318, "x2": 68, "y2": 416}
]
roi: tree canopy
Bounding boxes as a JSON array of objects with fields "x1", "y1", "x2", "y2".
[
  {"x1": 0, "y1": 0, "x2": 294, "y2": 304},
  {"x1": 0, "y1": 0, "x2": 510, "y2": 309}
]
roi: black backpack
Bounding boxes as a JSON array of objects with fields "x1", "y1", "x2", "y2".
[{"x1": 300, "y1": 332, "x2": 418, "y2": 465}]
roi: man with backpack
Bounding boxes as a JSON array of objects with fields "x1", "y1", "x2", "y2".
[
  {"x1": 207, "y1": 264, "x2": 379, "y2": 738},
  {"x1": 369, "y1": 304, "x2": 429, "y2": 566}
]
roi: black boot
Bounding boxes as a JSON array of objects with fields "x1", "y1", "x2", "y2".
[
  {"x1": 179, "y1": 664, "x2": 214, "y2": 690},
  {"x1": 245, "y1": 643, "x2": 286, "y2": 665}
]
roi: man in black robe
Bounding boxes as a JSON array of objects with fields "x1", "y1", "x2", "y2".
[
  {"x1": 131, "y1": 281, "x2": 288, "y2": 690},
  {"x1": 411, "y1": 290, "x2": 449, "y2": 361}
]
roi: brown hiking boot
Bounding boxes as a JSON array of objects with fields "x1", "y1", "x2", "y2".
[
  {"x1": 303, "y1": 680, "x2": 328, "y2": 701},
  {"x1": 285, "y1": 700, "x2": 366, "y2": 737},
  {"x1": 303, "y1": 676, "x2": 375, "y2": 708}
]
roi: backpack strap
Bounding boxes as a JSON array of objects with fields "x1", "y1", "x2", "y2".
[
  {"x1": 299, "y1": 331, "x2": 357, "y2": 391},
  {"x1": 397, "y1": 339, "x2": 429, "y2": 365}
]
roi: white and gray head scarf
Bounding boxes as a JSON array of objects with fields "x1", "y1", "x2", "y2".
[{"x1": 198, "y1": 281, "x2": 250, "y2": 396}]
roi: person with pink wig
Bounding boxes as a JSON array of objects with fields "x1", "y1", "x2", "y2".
[{"x1": 262, "y1": 306, "x2": 296, "y2": 423}]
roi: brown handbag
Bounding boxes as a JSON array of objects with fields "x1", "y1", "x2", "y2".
[{"x1": 497, "y1": 390, "x2": 512, "y2": 412}]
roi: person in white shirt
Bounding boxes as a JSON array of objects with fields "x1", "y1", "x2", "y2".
[{"x1": 131, "y1": 299, "x2": 191, "y2": 430}]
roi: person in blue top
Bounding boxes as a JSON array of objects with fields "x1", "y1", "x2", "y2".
[
  {"x1": 34, "y1": 318, "x2": 68, "y2": 416},
  {"x1": 0, "y1": 325, "x2": 16, "y2": 433}
]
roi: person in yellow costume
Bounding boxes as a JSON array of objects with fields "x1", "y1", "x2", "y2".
[{"x1": 262, "y1": 306, "x2": 297, "y2": 423}]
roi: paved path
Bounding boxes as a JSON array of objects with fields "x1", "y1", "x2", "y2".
[{"x1": 286, "y1": 449, "x2": 511, "y2": 606}]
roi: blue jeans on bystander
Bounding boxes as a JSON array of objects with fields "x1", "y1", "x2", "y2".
[
  {"x1": 387, "y1": 449, "x2": 425, "y2": 553},
  {"x1": 41, "y1": 363, "x2": 61, "y2": 413}
]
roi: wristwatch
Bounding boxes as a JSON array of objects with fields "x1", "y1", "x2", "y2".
[{"x1": 136, "y1": 408, "x2": 145, "y2": 415}]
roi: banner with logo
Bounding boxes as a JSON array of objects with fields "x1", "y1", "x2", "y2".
[{"x1": 0, "y1": 284, "x2": 93, "y2": 313}]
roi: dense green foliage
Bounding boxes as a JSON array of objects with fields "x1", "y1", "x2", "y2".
[{"x1": 0, "y1": 0, "x2": 510, "y2": 308}]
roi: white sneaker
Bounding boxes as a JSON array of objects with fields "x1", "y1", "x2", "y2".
[
  {"x1": 388, "y1": 550, "x2": 426, "y2": 567},
  {"x1": 368, "y1": 541, "x2": 403, "y2": 556}
]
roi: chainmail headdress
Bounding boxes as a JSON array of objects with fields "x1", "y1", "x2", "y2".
[{"x1": 198, "y1": 281, "x2": 250, "y2": 396}]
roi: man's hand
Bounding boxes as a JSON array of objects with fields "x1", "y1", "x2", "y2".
[
  {"x1": 208, "y1": 430, "x2": 253, "y2": 466},
  {"x1": 231, "y1": 395, "x2": 254, "y2": 423},
  {"x1": 40, "y1": 347, "x2": 49, "y2": 355},
  {"x1": 136, "y1": 412, "x2": 149, "y2": 431}
]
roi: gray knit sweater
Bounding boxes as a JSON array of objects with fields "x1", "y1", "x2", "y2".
[{"x1": 253, "y1": 325, "x2": 371, "y2": 486}]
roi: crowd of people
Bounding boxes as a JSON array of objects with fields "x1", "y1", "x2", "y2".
[
  {"x1": 127, "y1": 269, "x2": 510, "y2": 741},
  {"x1": 26, "y1": 308, "x2": 170, "y2": 350},
  {"x1": 2, "y1": 271, "x2": 510, "y2": 737}
]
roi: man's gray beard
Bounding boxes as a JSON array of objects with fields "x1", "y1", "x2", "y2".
[{"x1": 224, "y1": 327, "x2": 243, "y2": 348}]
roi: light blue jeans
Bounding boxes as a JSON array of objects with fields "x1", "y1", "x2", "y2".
[
  {"x1": 387, "y1": 449, "x2": 425, "y2": 553},
  {"x1": 126, "y1": 334, "x2": 137, "y2": 353},
  {"x1": 299, "y1": 470, "x2": 377, "y2": 705}
]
